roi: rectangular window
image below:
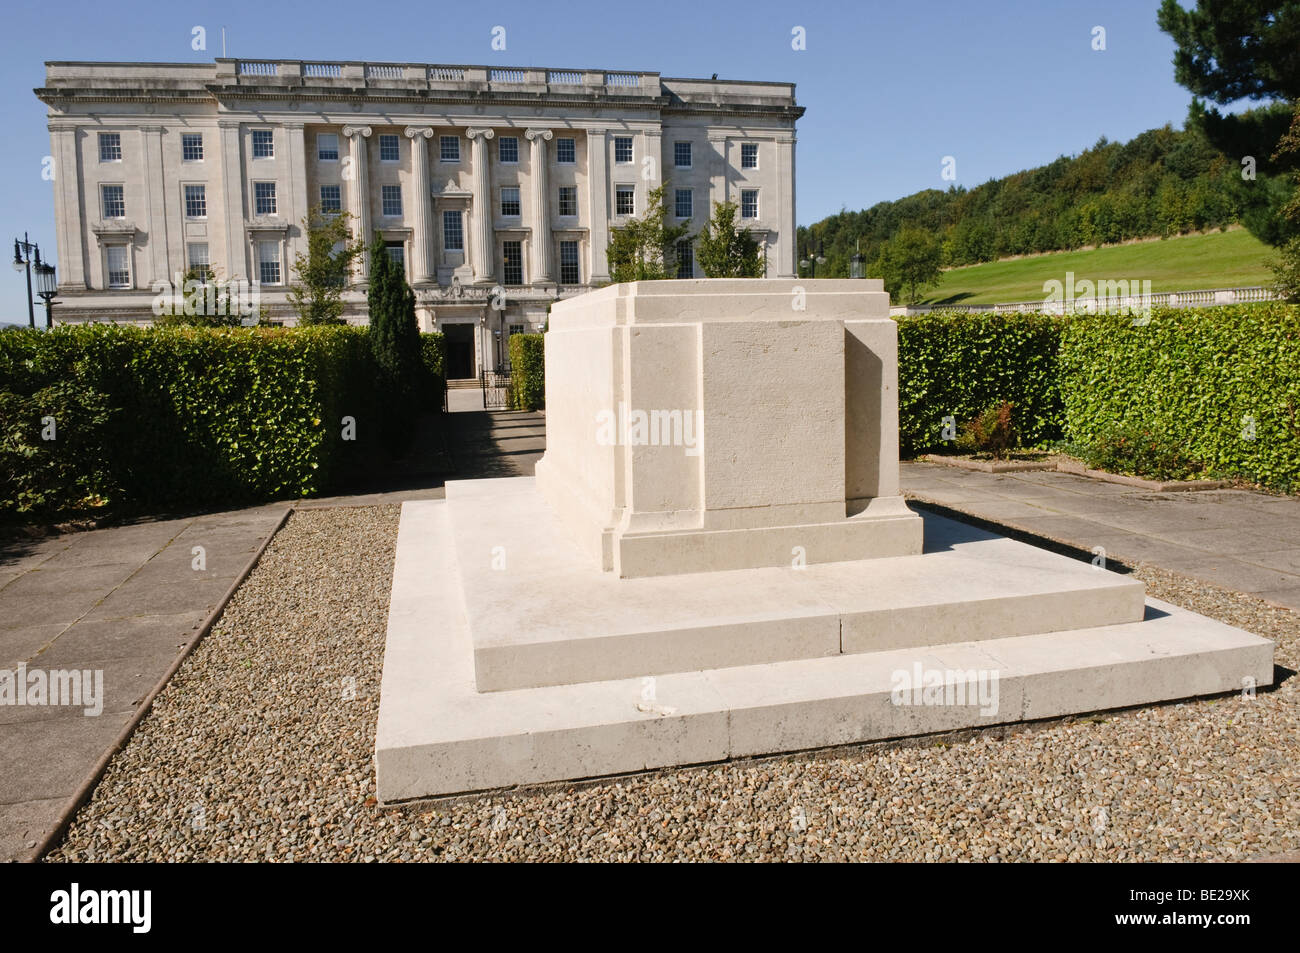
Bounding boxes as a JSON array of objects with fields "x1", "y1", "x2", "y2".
[
  {"x1": 379, "y1": 134, "x2": 400, "y2": 162},
  {"x1": 676, "y1": 239, "x2": 693, "y2": 279},
  {"x1": 317, "y1": 133, "x2": 339, "y2": 161},
  {"x1": 559, "y1": 240, "x2": 580, "y2": 284},
  {"x1": 98, "y1": 132, "x2": 122, "y2": 162},
  {"x1": 674, "y1": 188, "x2": 692, "y2": 219},
  {"x1": 615, "y1": 185, "x2": 635, "y2": 216},
  {"x1": 674, "y1": 141, "x2": 692, "y2": 168},
  {"x1": 184, "y1": 184, "x2": 207, "y2": 219},
  {"x1": 187, "y1": 242, "x2": 210, "y2": 279},
  {"x1": 443, "y1": 210, "x2": 463, "y2": 250},
  {"x1": 320, "y1": 184, "x2": 342, "y2": 213},
  {"x1": 182, "y1": 133, "x2": 203, "y2": 161},
  {"x1": 741, "y1": 143, "x2": 759, "y2": 169},
  {"x1": 257, "y1": 240, "x2": 281, "y2": 284},
  {"x1": 254, "y1": 181, "x2": 277, "y2": 215},
  {"x1": 382, "y1": 184, "x2": 402, "y2": 216},
  {"x1": 498, "y1": 136, "x2": 519, "y2": 163},
  {"x1": 556, "y1": 137, "x2": 576, "y2": 163},
  {"x1": 252, "y1": 129, "x2": 274, "y2": 158},
  {"x1": 105, "y1": 246, "x2": 130, "y2": 288},
  {"x1": 101, "y1": 184, "x2": 125, "y2": 219},
  {"x1": 440, "y1": 136, "x2": 460, "y2": 162},
  {"x1": 502, "y1": 240, "x2": 523, "y2": 285},
  {"x1": 558, "y1": 186, "x2": 577, "y2": 217},
  {"x1": 741, "y1": 188, "x2": 759, "y2": 219},
  {"x1": 614, "y1": 136, "x2": 633, "y2": 164},
  {"x1": 385, "y1": 241, "x2": 405, "y2": 272},
  {"x1": 500, "y1": 186, "x2": 521, "y2": 217}
]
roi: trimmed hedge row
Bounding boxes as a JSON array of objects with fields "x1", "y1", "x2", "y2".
[
  {"x1": 0, "y1": 324, "x2": 378, "y2": 519},
  {"x1": 1058, "y1": 304, "x2": 1300, "y2": 490},
  {"x1": 897, "y1": 311, "x2": 1066, "y2": 453},
  {"x1": 508, "y1": 333, "x2": 545, "y2": 411}
]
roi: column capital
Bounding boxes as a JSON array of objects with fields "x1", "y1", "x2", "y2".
[
  {"x1": 525, "y1": 128, "x2": 553, "y2": 142},
  {"x1": 465, "y1": 127, "x2": 495, "y2": 141},
  {"x1": 586, "y1": 127, "x2": 607, "y2": 137},
  {"x1": 405, "y1": 126, "x2": 436, "y2": 140},
  {"x1": 342, "y1": 125, "x2": 372, "y2": 138}
]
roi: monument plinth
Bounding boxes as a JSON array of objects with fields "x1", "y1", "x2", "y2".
[
  {"x1": 375, "y1": 280, "x2": 1274, "y2": 802},
  {"x1": 535, "y1": 280, "x2": 921, "y2": 576}
]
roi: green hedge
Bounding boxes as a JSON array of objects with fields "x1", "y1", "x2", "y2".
[
  {"x1": 897, "y1": 310, "x2": 1066, "y2": 454},
  {"x1": 1058, "y1": 304, "x2": 1300, "y2": 490},
  {"x1": 420, "y1": 331, "x2": 446, "y2": 406},
  {"x1": 0, "y1": 324, "x2": 377, "y2": 520},
  {"x1": 508, "y1": 333, "x2": 545, "y2": 411}
]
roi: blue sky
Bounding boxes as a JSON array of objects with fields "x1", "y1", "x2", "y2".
[{"x1": 2, "y1": 0, "x2": 1206, "y2": 315}]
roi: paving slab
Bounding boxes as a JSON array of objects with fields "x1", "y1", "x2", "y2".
[
  {"x1": 900, "y1": 462, "x2": 1300, "y2": 609},
  {"x1": 0, "y1": 504, "x2": 287, "y2": 862}
]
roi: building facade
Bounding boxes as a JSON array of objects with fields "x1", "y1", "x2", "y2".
[{"x1": 36, "y1": 59, "x2": 802, "y2": 376}]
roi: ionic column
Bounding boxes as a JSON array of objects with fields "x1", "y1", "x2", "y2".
[
  {"x1": 525, "y1": 128, "x2": 553, "y2": 284},
  {"x1": 466, "y1": 127, "x2": 495, "y2": 284},
  {"x1": 404, "y1": 126, "x2": 435, "y2": 284},
  {"x1": 343, "y1": 125, "x2": 372, "y2": 284}
]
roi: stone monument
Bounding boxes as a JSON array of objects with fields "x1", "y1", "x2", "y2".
[{"x1": 375, "y1": 279, "x2": 1273, "y2": 801}]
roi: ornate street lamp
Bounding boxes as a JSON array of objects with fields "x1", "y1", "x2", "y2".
[
  {"x1": 35, "y1": 258, "x2": 58, "y2": 329},
  {"x1": 799, "y1": 240, "x2": 826, "y2": 279},
  {"x1": 12, "y1": 233, "x2": 40, "y2": 328},
  {"x1": 850, "y1": 240, "x2": 865, "y2": 279}
]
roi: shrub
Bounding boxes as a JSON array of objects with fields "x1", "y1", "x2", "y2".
[
  {"x1": 897, "y1": 310, "x2": 1066, "y2": 454},
  {"x1": 508, "y1": 334, "x2": 545, "y2": 411},
  {"x1": 1057, "y1": 304, "x2": 1300, "y2": 490},
  {"x1": 956, "y1": 401, "x2": 1016, "y2": 459},
  {"x1": 420, "y1": 332, "x2": 446, "y2": 407},
  {"x1": 0, "y1": 324, "x2": 376, "y2": 521},
  {"x1": 1066, "y1": 423, "x2": 1206, "y2": 481}
]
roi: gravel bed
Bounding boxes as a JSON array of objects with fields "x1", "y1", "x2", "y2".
[{"x1": 47, "y1": 505, "x2": 1298, "y2": 862}]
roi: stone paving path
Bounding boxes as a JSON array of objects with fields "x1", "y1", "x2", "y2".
[
  {"x1": 0, "y1": 505, "x2": 288, "y2": 861},
  {"x1": 901, "y1": 461, "x2": 1300, "y2": 609}
]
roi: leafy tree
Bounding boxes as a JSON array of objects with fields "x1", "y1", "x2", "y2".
[
  {"x1": 155, "y1": 265, "x2": 241, "y2": 327},
  {"x1": 1158, "y1": 1, "x2": 1300, "y2": 244},
  {"x1": 606, "y1": 184, "x2": 691, "y2": 281},
  {"x1": 366, "y1": 237, "x2": 426, "y2": 451},
  {"x1": 695, "y1": 200, "x2": 765, "y2": 277},
  {"x1": 289, "y1": 207, "x2": 364, "y2": 325},
  {"x1": 870, "y1": 226, "x2": 942, "y2": 305}
]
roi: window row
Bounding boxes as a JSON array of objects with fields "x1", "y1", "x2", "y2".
[
  {"x1": 96, "y1": 181, "x2": 760, "y2": 225},
  {"x1": 95, "y1": 130, "x2": 764, "y2": 172}
]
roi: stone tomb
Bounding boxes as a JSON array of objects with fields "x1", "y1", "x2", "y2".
[{"x1": 375, "y1": 279, "x2": 1273, "y2": 801}]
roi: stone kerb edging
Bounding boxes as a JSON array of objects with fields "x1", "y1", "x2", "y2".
[{"x1": 920, "y1": 454, "x2": 1230, "y2": 491}]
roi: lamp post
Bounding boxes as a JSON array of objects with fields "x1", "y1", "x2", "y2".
[
  {"x1": 35, "y1": 259, "x2": 58, "y2": 329},
  {"x1": 850, "y1": 250, "x2": 865, "y2": 279},
  {"x1": 12, "y1": 233, "x2": 40, "y2": 329},
  {"x1": 799, "y1": 241, "x2": 826, "y2": 279}
]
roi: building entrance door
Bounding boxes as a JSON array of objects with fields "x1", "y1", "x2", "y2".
[{"x1": 443, "y1": 323, "x2": 475, "y2": 379}]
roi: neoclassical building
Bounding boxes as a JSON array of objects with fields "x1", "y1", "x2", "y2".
[{"x1": 35, "y1": 59, "x2": 802, "y2": 376}]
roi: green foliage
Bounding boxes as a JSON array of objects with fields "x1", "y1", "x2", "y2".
[
  {"x1": 897, "y1": 311, "x2": 1066, "y2": 455},
  {"x1": 508, "y1": 334, "x2": 545, "y2": 411},
  {"x1": 607, "y1": 184, "x2": 692, "y2": 282},
  {"x1": 871, "y1": 226, "x2": 943, "y2": 304},
  {"x1": 289, "y1": 208, "x2": 364, "y2": 325},
  {"x1": 420, "y1": 331, "x2": 445, "y2": 381},
  {"x1": 696, "y1": 200, "x2": 765, "y2": 277},
  {"x1": 154, "y1": 266, "x2": 243, "y2": 328},
  {"x1": 367, "y1": 239, "x2": 426, "y2": 450},
  {"x1": 955, "y1": 401, "x2": 1016, "y2": 460},
  {"x1": 1057, "y1": 303, "x2": 1300, "y2": 490},
  {"x1": 797, "y1": 119, "x2": 1273, "y2": 273},
  {"x1": 1157, "y1": 0, "x2": 1300, "y2": 104},
  {"x1": 0, "y1": 324, "x2": 376, "y2": 521},
  {"x1": 1065, "y1": 424, "x2": 1207, "y2": 482}
]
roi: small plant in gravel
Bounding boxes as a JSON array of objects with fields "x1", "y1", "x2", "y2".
[{"x1": 956, "y1": 401, "x2": 1016, "y2": 460}]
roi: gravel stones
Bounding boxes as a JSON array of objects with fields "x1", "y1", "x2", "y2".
[{"x1": 46, "y1": 507, "x2": 1299, "y2": 862}]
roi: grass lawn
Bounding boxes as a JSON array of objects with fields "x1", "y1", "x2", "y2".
[{"x1": 920, "y1": 228, "x2": 1277, "y2": 306}]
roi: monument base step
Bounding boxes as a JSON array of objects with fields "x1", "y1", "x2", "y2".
[{"x1": 375, "y1": 499, "x2": 1274, "y2": 803}]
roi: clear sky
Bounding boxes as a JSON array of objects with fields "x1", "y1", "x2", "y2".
[{"x1": 1, "y1": 0, "x2": 1208, "y2": 316}]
